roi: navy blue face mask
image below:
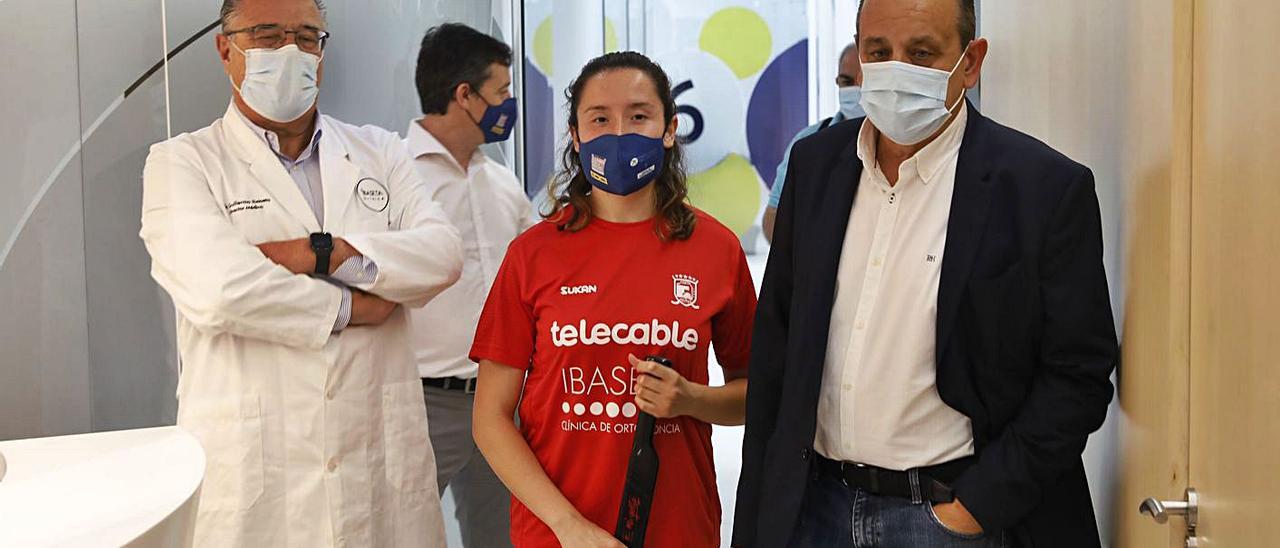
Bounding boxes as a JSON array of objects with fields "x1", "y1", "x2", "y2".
[
  {"x1": 472, "y1": 95, "x2": 518, "y2": 143},
  {"x1": 577, "y1": 133, "x2": 666, "y2": 196}
]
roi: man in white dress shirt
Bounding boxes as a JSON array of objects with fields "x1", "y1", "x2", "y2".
[
  {"x1": 735, "y1": 0, "x2": 1118, "y2": 546},
  {"x1": 404, "y1": 23, "x2": 534, "y2": 548}
]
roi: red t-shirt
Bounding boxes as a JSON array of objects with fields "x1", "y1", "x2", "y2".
[{"x1": 470, "y1": 209, "x2": 757, "y2": 548}]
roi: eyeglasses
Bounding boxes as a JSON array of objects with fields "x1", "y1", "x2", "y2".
[{"x1": 224, "y1": 24, "x2": 331, "y2": 54}]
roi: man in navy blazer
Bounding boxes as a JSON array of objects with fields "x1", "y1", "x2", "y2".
[{"x1": 733, "y1": 1, "x2": 1118, "y2": 546}]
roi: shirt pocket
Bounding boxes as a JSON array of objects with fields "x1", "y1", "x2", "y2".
[
  {"x1": 180, "y1": 394, "x2": 265, "y2": 512},
  {"x1": 381, "y1": 380, "x2": 433, "y2": 502}
]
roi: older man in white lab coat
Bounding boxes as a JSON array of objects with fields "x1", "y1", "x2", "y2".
[{"x1": 139, "y1": 0, "x2": 461, "y2": 546}]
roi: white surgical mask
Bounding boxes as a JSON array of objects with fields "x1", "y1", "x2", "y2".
[
  {"x1": 859, "y1": 46, "x2": 969, "y2": 145},
  {"x1": 230, "y1": 42, "x2": 321, "y2": 123},
  {"x1": 838, "y1": 85, "x2": 865, "y2": 120}
]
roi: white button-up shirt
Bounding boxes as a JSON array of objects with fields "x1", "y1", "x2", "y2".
[
  {"x1": 814, "y1": 104, "x2": 976, "y2": 470},
  {"x1": 404, "y1": 120, "x2": 535, "y2": 379}
]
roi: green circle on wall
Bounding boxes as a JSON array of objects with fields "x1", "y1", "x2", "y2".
[
  {"x1": 698, "y1": 7, "x2": 773, "y2": 79},
  {"x1": 687, "y1": 153, "x2": 763, "y2": 236}
]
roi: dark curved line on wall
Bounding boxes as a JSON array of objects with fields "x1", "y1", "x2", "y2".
[
  {"x1": 2, "y1": 19, "x2": 224, "y2": 272},
  {"x1": 124, "y1": 19, "x2": 221, "y2": 98}
]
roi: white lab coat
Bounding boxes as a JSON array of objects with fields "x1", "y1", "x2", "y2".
[{"x1": 140, "y1": 105, "x2": 462, "y2": 547}]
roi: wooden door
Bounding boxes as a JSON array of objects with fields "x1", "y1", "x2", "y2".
[
  {"x1": 1185, "y1": 0, "x2": 1280, "y2": 545},
  {"x1": 1116, "y1": 0, "x2": 1195, "y2": 545}
]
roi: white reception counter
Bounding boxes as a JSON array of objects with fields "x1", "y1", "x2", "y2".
[{"x1": 0, "y1": 427, "x2": 205, "y2": 547}]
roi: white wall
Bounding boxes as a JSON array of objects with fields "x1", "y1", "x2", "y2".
[
  {"x1": 0, "y1": 0, "x2": 501, "y2": 442},
  {"x1": 979, "y1": 3, "x2": 1129, "y2": 544},
  {"x1": 1, "y1": 2, "x2": 502, "y2": 544}
]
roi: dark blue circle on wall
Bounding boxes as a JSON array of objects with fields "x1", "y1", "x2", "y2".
[
  {"x1": 523, "y1": 58, "x2": 556, "y2": 199},
  {"x1": 747, "y1": 39, "x2": 810, "y2": 189}
]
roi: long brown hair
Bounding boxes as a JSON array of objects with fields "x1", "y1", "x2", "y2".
[{"x1": 543, "y1": 51, "x2": 696, "y2": 241}]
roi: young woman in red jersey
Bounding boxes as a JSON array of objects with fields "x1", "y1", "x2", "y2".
[{"x1": 470, "y1": 51, "x2": 757, "y2": 548}]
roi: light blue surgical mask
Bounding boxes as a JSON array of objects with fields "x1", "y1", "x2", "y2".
[
  {"x1": 859, "y1": 46, "x2": 969, "y2": 145},
  {"x1": 838, "y1": 85, "x2": 865, "y2": 120},
  {"x1": 230, "y1": 42, "x2": 322, "y2": 123}
]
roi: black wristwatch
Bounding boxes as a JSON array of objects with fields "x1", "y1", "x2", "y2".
[{"x1": 310, "y1": 232, "x2": 334, "y2": 275}]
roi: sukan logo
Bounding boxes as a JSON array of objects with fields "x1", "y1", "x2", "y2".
[{"x1": 561, "y1": 284, "x2": 598, "y2": 296}]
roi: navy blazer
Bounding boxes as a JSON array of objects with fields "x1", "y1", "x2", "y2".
[{"x1": 733, "y1": 103, "x2": 1118, "y2": 548}]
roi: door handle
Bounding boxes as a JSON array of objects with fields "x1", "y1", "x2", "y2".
[
  {"x1": 1139, "y1": 488, "x2": 1198, "y2": 526},
  {"x1": 1140, "y1": 488, "x2": 1199, "y2": 547}
]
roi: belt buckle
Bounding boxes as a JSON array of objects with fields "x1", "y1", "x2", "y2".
[
  {"x1": 841, "y1": 462, "x2": 868, "y2": 488},
  {"x1": 463, "y1": 377, "x2": 478, "y2": 395}
]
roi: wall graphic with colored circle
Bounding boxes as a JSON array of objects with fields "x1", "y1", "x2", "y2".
[{"x1": 522, "y1": 0, "x2": 812, "y2": 237}]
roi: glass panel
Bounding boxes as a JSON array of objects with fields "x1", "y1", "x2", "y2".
[
  {"x1": 521, "y1": 0, "x2": 608, "y2": 203},
  {"x1": 166, "y1": 1, "x2": 505, "y2": 142},
  {"x1": 0, "y1": 0, "x2": 93, "y2": 440},
  {"x1": 521, "y1": 0, "x2": 814, "y2": 248},
  {"x1": 650, "y1": 0, "x2": 811, "y2": 243},
  {"x1": 80, "y1": 0, "x2": 180, "y2": 433}
]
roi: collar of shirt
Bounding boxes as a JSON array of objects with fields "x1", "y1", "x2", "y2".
[
  {"x1": 406, "y1": 118, "x2": 488, "y2": 177},
  {"x1": 856, "y1": 101, "x2": 969, "y2": 189},
  {"x1": 231, "y1": 102, "x2": 323, "y2": 169}
]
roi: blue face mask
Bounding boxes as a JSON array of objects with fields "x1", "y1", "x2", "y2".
[
  {"x1": 472, "y1": 96, "x2": 518, "y2": 143},
  {"x1": 578, "y1": 133, "x2": 666, "y2": 196}
]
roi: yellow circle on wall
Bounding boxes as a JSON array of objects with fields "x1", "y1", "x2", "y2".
[
  {"x1": 686, "y1": 153, "x2": 763, "y2": 236},
  {"x1": 533, "y1": 17, "x2": 554, "y2": 76},
  {"x1": 605, "y1": 19, "x2": 620, "y2": 53},
  {"x1": 698, "y1": 7, "x2": 772, "y2": 79},
  {"x1": 532, "y1": 17, "x2": 622, "y2": 77}
]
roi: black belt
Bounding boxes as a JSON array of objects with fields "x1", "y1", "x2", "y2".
[
  {"x1": 814, "y1": 454, "x2": 974, "y2": 504},
  {"x1": 422, "y1": 376, "x2": 477, "y2": 394}
]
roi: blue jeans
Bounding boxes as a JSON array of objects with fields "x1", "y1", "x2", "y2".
[{"x1": 789, "y1": 470, "x2": 1006, "y2": 548}]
